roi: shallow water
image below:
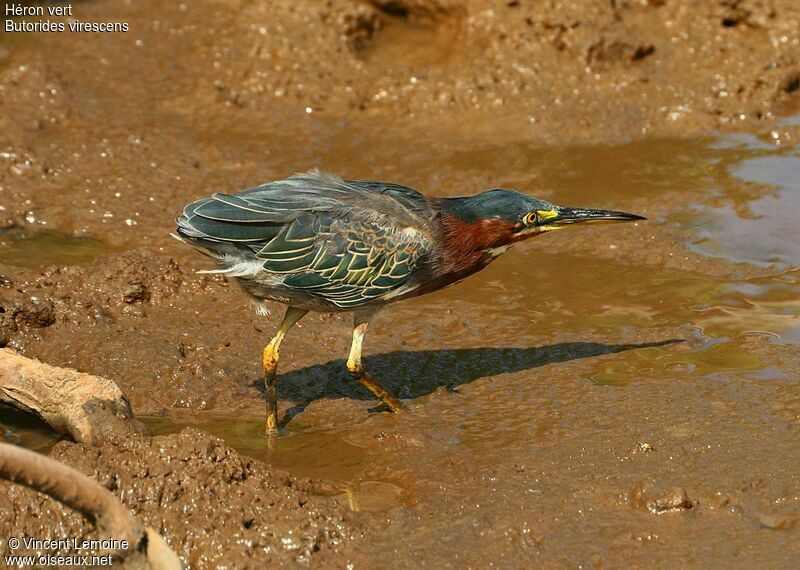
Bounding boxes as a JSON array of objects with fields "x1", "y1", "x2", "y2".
[
  {"x1": 6, "y1": 128, "x2": 798, "y2": 432},
  {"x1": 3, "y1": 124, "x2": 800, "y2": 564},
  {"x1": 0, "y1": 230, "x2": 114, "y2": 268},
  {"x1": 122, "y1": 127, "x2": 800, "y2": 514},
  {"x1": 686, "y1": 150, "x2": 800, "y2": 267},
  {"x1": 0, "y1": 406, "x2": 60, "y2": 452}
]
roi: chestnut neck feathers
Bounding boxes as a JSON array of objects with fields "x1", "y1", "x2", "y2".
[{"x1": 432, "y1": 193, "x2": 532, "y2": 276}]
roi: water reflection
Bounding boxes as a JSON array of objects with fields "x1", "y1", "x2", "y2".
[{"x1": 686, "y1": 153, "x2": 800, "y2": 267}]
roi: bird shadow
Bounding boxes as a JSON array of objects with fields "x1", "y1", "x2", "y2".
[{"x1": 250, "y1": 338, "x2": 682, "y2": 427}]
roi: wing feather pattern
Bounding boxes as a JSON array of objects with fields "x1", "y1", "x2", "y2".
[{"x1": 177, "y1": 171, "x2": 434, "y2": 308}]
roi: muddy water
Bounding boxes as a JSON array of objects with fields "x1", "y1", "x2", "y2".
[
  {"x1": 4, "y1": 120, "x2": 800, "y2": 563},
  {"x1": 57, "y1": 129, "x2": 787, "y2": 564},
  {"x1": 0, "y1": 406, "x2": 60, "y2": 452},
  {"x1": 0, "y1": 230, "x2": 115, "y2": 268}
]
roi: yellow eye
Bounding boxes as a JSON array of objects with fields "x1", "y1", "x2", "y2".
[{"x1": 524, "y1": 212, "x2": 538, "y2": 226}]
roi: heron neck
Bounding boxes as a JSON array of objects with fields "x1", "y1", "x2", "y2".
[{"x1": 433, "y1": 201, "x2": 517, "y2": 276}]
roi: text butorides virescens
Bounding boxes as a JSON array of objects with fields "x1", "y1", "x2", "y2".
[{"x1": 176, "y1": 170, "x2": 644, "y2": 433}]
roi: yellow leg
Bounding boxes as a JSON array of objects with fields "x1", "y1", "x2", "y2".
[
  {"x1": 263, "y1": 306, "x2": 308, "y2": 434},
  {"x1": 346, "y1": 311, "x2": 402, "y2": 412}
]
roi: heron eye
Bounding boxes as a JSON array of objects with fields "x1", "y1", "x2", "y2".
[{"x1": 524, "y1": 212, "x2": 538, "y2": 226}]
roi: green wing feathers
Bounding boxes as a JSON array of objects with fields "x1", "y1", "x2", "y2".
[
  {"x1": 176, "y1": 172, "x2": 434, "y2": 309},
  {"x1": 259, "y1": 214, "x2": 426, "y2": 308}
]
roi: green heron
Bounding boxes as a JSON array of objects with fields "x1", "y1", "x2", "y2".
[{"x1": 176, "y1": 170, "x2": 644, "y2": 433}]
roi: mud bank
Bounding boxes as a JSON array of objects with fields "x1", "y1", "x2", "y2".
[{"x1": 0, "y1": 429, "x2": 356, "y2": 567}]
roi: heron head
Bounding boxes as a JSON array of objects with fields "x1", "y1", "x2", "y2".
[{"x1": 445, "y1": 188, "x2": 645, "y2": 242}]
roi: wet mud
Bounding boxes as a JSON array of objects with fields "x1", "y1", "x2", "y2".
[
  {"x1": 1, "y1": 0, "x2": 800, "y2": 567},
  {"x1": 0, "y1": 429, "x2": 356, "y2": 566}
]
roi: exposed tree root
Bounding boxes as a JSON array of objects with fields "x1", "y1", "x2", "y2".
[
  {"x1": 0, "y1": 348, "x2": 148, "y2": 444},
  {"x1": 0, "y1": 442, "x2": 181, "y2": 568}
]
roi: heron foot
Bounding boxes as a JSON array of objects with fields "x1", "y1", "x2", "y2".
[{"x1": 348, "y1": 368, "x2": 402, "y2": 412}]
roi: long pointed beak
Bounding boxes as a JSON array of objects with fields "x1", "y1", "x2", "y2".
[{"x1": 550, "y1": 206, "x2": 646, "y2": 226}]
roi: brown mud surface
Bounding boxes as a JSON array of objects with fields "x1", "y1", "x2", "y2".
[
  {"x1": 2, "y1": 0, "x2": 800, "y2": 567},
  {"x1": 0, "y1": 429, "x2": 355, "y2": 566}
]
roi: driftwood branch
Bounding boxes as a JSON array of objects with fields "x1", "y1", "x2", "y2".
[
  {"x1": 0, "y1": 442, "x2": 182, "y2": 569},
  {"x1": 0, "y1": 348, "x2": 148, "y2": 444}
]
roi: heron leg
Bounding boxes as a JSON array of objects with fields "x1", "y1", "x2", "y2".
[
  {"x1": 346, "y1": 310, "x2": 402, "y2": 412},
  {"x1": 263, "y1": 306, "x2": 308, "y2": 434}
]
